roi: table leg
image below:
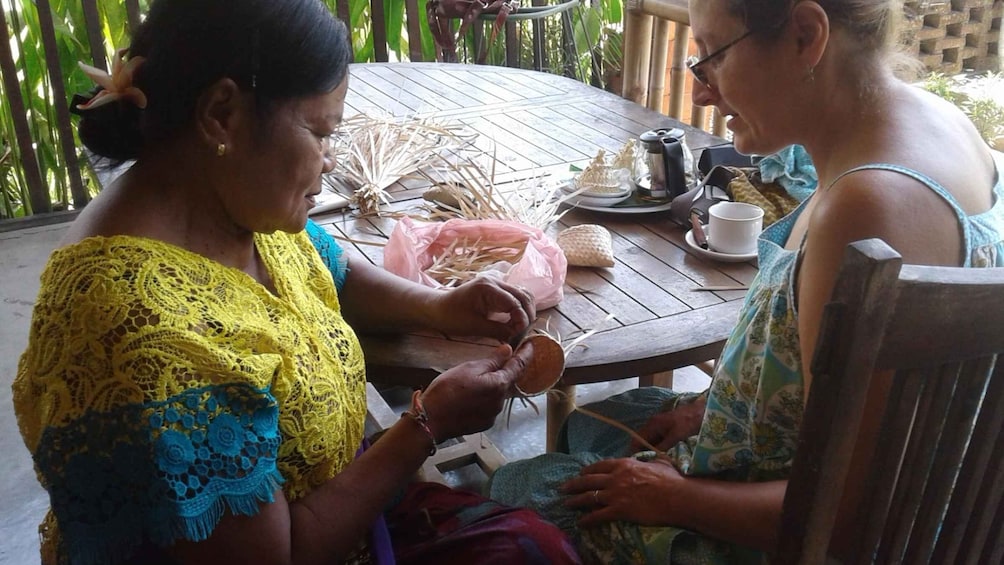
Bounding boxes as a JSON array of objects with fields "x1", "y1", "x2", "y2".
[
  {"x1": 639, "y1": 370, "x2": 674, "y2": 388},
  {"x1": 546, "y1": 383, "x2": 576, "y2": 452}
]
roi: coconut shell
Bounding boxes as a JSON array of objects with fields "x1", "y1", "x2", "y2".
[{"x1": 514, "y1": 334, "x2": 565, "y2": 396}]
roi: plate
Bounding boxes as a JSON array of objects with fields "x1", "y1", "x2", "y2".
[
  {"x1": 560, "y1": 183, "x2": 675, "y2": 213},
  {"x1": 555, "y1": 169, "x2": 679, "y2": 214},
  {"x1": 685, "y1": 226, "x2": 757, "y2": 262},
  {"x1": 562, "y1": 191, "x2": 633, "y2": 208},
  {"x1": 573, "y1": 199, "x2": 676, "y2": 214}
]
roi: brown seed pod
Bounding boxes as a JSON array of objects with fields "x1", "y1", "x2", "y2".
[{"x1": 513, "y1": 334, "x2": 565, "y2": 397}]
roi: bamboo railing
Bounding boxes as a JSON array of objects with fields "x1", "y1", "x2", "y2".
[
  {"x1": 621, "y1": 0, "x2": 727, "y2": 137},
  {"x1": 0, "y1": 0, "x2": 599, "y2": 227},
  {"x1": 621, "y1": 0, "x2": 1003, "y2": 138}
]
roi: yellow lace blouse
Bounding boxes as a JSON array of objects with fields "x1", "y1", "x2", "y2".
[{"x1": 12, "y1": 230, "x2": 366, "y2": 564}]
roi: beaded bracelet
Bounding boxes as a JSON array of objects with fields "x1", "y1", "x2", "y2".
[{"x1": 402, "y1": 389, "x2": 437, "y2": 456}]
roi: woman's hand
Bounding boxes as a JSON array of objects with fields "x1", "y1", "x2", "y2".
[
  {"x1": 429, "y1": 278, "x2": 536, "y2": 343},
  {"x1": 561, "y1": 457, "x2": 685, "y2": 527},
  {"x1": 630, "y1": 395, "x2": 707, "y2": 452},
  {"x1": 419, "y1": 342, "x2": 533, "y2": 441}
]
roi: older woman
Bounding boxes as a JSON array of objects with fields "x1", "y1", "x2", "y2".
[
  {"x1": 489, "y1": 1, "x2": 1004, "y2": 563},
  {"x1": 12, "y1": 1, "x2": 581, "y2": 564}
]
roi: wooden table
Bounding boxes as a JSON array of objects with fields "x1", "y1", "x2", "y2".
[{"x1": 314, "y1": 63, "x2": 755, "y2": 451}]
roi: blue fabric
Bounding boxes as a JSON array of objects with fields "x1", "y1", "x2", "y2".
[
  {"x1": 829, "y1": 155, "x2": 1004, "y2": 268},
  {"x1": 755, "y1": 144, "x2": 817, "y2": 203},
  {"x1": 35, "y1": 383, "x2": 283, "y2": 565},
  {"x1": 306, "y1": 219, "x2": 349, "y2": 292}
]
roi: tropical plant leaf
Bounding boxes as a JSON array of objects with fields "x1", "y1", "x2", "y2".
[{"x1": 384, "y1": 0, "x2": 405, "y2": 57}]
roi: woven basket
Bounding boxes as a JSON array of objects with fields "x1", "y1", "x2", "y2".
[
  {"x1": 902, "y1": 0, "x2": 1002, "y2": 74},
  {"x1": 514, "y1": 334, "x2": 565, "y2": 396}
]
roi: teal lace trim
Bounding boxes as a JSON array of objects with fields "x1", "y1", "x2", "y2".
[
  {"x1": 35, "y1": 383, "x2": 284, "y2": 565},
  {"x1": 306, "y1": 219, "x2": 348, "y2": 292}
]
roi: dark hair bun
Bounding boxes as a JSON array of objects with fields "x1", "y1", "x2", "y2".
[
  {"x1": 72, "y1": 0, "x2": 349, "y2": 162},
  {"x1": 72, "y1": 91, "x2": 145, "y2": 161}
]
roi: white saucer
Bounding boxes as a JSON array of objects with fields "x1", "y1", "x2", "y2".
[
  {"x1": 574, "y1": 199, "x2": 675, "y2": 214},
  {"x1": 685, "y1": 226, "x2": 757, "y2": 262},
  {"x1": 563, "y1": 191, "x2": 633, "y2": 208},
  {"x1": 559, "y1": 179, "x2": 633, "y2": 208}
]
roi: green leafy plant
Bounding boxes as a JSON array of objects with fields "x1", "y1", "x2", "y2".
[
  {"x1": 599, "y1": 24, "x2": 623, "y2": 93},
  {"x1": 1, "y1": 0, "x2": 139, "y2": 220},
  {"x1": 922, "y1": 71, "x2": 1004, "y2": 150},
  {"x1": 1, "y1": 0, "x2": 622, "y2": 221}
]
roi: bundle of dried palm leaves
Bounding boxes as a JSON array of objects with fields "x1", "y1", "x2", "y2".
[
  {"x1": 327, "y1": 114, "x2": 469, "y2": 216},
  {"x1": 417, "y1": 148, "x2": 573, "y2": 231},
  {"x1": 424, "y1": 236, "x2": 528, "y2": 287}
]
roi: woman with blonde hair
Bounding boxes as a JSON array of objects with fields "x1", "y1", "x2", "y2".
[{"x1": 489, "y1": 1, "x2": 1004, "y2": 562}]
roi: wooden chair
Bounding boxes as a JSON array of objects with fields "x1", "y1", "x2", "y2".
[
  {"x1": 365, "y1": 382, "x2": 508, "y2": 484},
  {"x1": 776, "y1": 239, "x2": 1004, "y2": 564}
]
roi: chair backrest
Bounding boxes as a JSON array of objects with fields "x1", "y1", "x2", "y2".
[{"x1": 776, "y1": 239, "x2": 1004, "y2": 564}]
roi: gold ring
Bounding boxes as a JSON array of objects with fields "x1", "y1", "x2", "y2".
[{"x1": 592, "y1": 490, "x2": 600, "y2": 505}]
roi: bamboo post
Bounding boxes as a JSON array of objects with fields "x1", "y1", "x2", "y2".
[
  {"x1": 35, "y1": 0, "x2": 88, "y2": 210},
  {"x1": 623, "y1": 0, "x2": 691, "y2": 115},
  {"x1": 622, "y1": 8, "x2": 654, "y2": 106},
  {"x1": 712, "y1": 107, "x2": 727, "y2": 138},
  {"x1": 647, "y1": 18, "x2": 671, "y2": 113},
  {"x1": 80, "y1": 0, "x2": 106, "y2": 70},
  {"x1": 691, "y1": 104, "x2": 707, "y2": 131},
  {"x1": 405, "y1": 0, "x2": 424, "y2": 61},
  {"x1": 336, "y1": 0, "x2": 351, "y2": 23},
  {"x1": 634, "y1": 0, "x2": 690, "y2": 24},
  {"x1": 667, "y1": 22, "x2": 690, "y2": 120},
  {"x1": 370, "y1": 0, "x2": 389, "y2": 62},
  {"x1": 531, "y1": 0, "x2": 547, "y2": 71},
  {"x1": 0, "y1": 5, "x2": 48, "y2": 214}
]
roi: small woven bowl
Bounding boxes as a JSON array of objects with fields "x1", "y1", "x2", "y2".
[
  {"x1": 513, "y1": 334, "x2": 566, "y2": 397},
  {"x1": 564, "y1": 168, "x2": 632, "y2": 198}
]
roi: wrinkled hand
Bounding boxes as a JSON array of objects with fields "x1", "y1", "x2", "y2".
[
  {"x1": 630, "y1": 396, "x2": 707, "y2": 452},
  {"x1": 430, "y1": 278, "x2": 536, "y2": 343},
  {"x1": 419, "y1": 342, "x2": 533, "y2": 441},
  {"x1": 561, "y1": 457, "x2": 685, "y2": 528}
]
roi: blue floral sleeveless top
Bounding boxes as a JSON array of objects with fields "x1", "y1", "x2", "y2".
[{"x1": 691, "y1": 153, "x2": 1004, "y2": 480}]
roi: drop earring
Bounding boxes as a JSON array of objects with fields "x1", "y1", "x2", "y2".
[
  {"x1": 805, "y1": 66, "x2": 815, "y2": 83},
  {"x1": 216, "y1": 143, "x2": 226, "y2": 157}
]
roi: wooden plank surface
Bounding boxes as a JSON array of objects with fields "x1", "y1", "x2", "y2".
[{"x1": 315, "y1": 63, "x2": 748, "y2": 389}]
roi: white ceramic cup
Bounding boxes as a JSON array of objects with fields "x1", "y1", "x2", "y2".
[{"x1": 708, "y1": 201, "x2": 764, "y2": 255}]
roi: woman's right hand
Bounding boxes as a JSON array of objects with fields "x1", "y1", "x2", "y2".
[
  {"x1": 630, "y1": 395, "x2": 707, "y2": 452},
  {"x1": 419, "y1": 343, "x2": 533, "y2": 441}
]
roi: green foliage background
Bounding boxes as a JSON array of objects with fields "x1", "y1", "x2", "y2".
[{"x1": 0, "y1": 0, "x2": 621, "y2": 220}]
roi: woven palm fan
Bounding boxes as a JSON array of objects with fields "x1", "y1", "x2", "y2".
[{"x1": 513, "y1": 334, "x2": 565, "y2": 397}]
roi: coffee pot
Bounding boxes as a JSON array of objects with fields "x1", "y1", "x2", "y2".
[{"x1": 638, "y1": 128, "x2": 689, "y2": 200}]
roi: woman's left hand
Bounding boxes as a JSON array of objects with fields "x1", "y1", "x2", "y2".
[
  {"x1": 561, "y1": 457, "x2": 684, "y2": 527},
  {"x1": 431, "y1": 277, "x2": 536, "y2": 342}
]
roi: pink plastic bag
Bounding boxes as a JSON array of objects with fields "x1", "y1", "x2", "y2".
[{"x1": 384, "y1": 217, "x2": 567, "y2": 309}]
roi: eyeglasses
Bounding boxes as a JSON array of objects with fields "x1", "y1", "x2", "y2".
[{"x1": 686, "y1": 29, "x2": 754, "y2": 87}]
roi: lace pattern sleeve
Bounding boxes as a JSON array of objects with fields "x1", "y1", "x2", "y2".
[
  {"x1": 305, "y1": 219, "x2": 349, "y2": 292},
  {"x1": 34, "y1": 383, "x2": 284, "y2": 564}
]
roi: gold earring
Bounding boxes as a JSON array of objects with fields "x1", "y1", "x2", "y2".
[{"x1": 216, "y1": 143, "x2": 226, "y2": 157}]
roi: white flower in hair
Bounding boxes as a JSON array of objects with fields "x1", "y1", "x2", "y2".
[{"x1": 76, "y1": 48, "x2": 147, "y2": 110}]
